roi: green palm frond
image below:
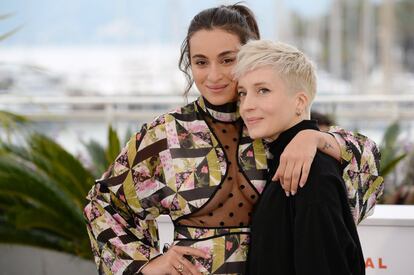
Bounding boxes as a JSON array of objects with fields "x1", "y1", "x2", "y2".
[
  {"x1": 0, "y1": 25, "x2": 22, "y2": 42},
  {"x1": 0, "y1": 223, "x2": 90, "y2": 259},
  {"x1": 0, "y1": 224, "x2": 72, "y2": 251},
  {"x1": 381, "y1": 153, "x2": 407, "y2": 178},
  {"x1": 0, "y1": 156, "x2": 82, "y2": 221},
  {"x1": 0, "y1": 111, "x2": 132, "y2": 259},
  {"x1": 380, "y1": 122, "x2": 400, "y2": 162},
  {"x1": 0, "y1": 110, "x2": 30, "y2": 135},
  {"x1": 0, "y1": 110, "x2": 29, "y2": 125},
  {"x1": 0, "y1": 17, "x2": 93, "y2": 259},
  {"x1": 83, "y1": 124, "x2": 124, "y2": 177},
  {"x1": 29, "y1": 133, "x2": 95, "y2": 206},
  {"x1": 0, "y1": 13, "x2": 23, "y2": 42},
  {"x1": 83, "y1": 140, "x2": 107, "y2": 178},
  {"x1": 0, "y1": 122, "x2": 94, "y2": 259},
  {"x1": 379, "y1": 121, "x2": 408, "y2": 177},
  {"x1": 106, "y1": 124, "x2": 121, "y2": 163},
  {"x1": 0, "y1": 13, "x2": 15, "y2": 20},
  {"x1": 5, "y1": 205, "x2": 85, "y2": 240},
  {"x1": 123, "y1": 127, "x2": 133, "y2": 145}
]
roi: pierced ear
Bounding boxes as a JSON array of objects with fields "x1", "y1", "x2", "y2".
[{"x1": 295, "y1": 91, "x2": 309, "y2": 113}]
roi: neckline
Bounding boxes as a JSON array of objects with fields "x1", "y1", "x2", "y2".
[
  {"x1": 268, "y1": 120, "x2": 319, "y2": 156},
  {"x1": 196, "y1": 97, "x2": 239, "y2": 123}
]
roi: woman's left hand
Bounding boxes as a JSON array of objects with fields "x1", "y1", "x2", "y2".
[
  {"x1": 272, "y1": 129, "x2": 318, "y2": 196},
  {"x1": 272, "y1": 129, "x2": 341, "y2": 196}
]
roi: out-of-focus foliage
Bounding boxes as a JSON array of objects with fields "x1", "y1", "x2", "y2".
[
  {"x1": 379, "y1": 122, "x2": 408, "y2": 178},
  {"x1": 0, "y1": 112, "x2": 125, "y2": 259},
  {"x1": 379, "y1": 121, "x2": 414, "y2": 204}
]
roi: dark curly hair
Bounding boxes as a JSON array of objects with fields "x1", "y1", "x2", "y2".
[{"x1": 179, "y1": 3, "x2": 260, "y2": 97}]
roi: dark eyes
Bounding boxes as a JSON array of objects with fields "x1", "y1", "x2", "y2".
[
  {"x1": 194, "y1": 60, "x2": 207, "y2": 66},
  {"x1": 192, "y1": 57, "x2": 235, "y2": 66},
  {"x1": 222, "y1": 58, "x2": 235, "y2": 64}
]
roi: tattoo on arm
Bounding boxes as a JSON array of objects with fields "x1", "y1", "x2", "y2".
[{"x1": 322, "y1": 142, "x2": 333, "y2": 151}]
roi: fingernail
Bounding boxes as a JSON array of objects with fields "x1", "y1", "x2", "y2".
[
  {"x1": 299, "y1": 183, "x2": 304, "y2": 188},
  {"x1": 285, "y1": 191, "x2": 290, "y2": 197},
  {"x1": 291, "y1": 191, "x2": 296, "y2": 196}
]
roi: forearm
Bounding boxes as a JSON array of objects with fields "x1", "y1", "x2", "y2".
[
  {"x1": 316, "y1": 131, "x2": 341, "y2": 161},
  {"x1": 328, "y1": 126, "x2": 384, "y2": 223},
  {"x1": 84, "y1": 184, "x2": 161, "y2": 273}
]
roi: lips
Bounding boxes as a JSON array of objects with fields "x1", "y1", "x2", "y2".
[
  {"x1": 245, "y1": 117, "x2": 263, "y2": 126},
  {"x1": 206, "y1": 84, "x2": 228, "y2": 93}
]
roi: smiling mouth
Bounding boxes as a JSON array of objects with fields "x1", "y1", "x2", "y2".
[
  {"x1": 245, "y1": 118, "x2": 263, "y2": 125},
  {"x1": 206, "y1": 84, "x2": 228, "y2": 92}
]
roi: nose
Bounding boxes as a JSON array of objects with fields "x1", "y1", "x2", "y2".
[
  {"x1": 240, "y1": 91, "x2": 256, "y2": 114},
  {"x1": 207, "y1": 63, "x2": 224, "y2": 82}
]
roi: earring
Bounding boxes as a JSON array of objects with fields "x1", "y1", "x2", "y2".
[{"x1": 295, "y1": 109, "x2": 302, "y2": 116}]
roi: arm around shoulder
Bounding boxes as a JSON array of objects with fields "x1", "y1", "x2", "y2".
[{"x1": 328, "y1": 126, "x2": 384, "y2": 224}]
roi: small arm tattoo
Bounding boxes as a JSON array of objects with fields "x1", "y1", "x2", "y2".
[{"x1": 322, "y1": 142, "x2": 334, "y2": 151}]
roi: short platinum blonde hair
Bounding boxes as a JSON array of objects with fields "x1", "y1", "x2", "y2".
[{"x1": 234, "y1": 40, "x2": 317, "y2": 101}]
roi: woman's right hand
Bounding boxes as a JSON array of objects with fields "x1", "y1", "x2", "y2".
[{"x1": 141, "y1": 245, "x2": 210, "y2": 275}]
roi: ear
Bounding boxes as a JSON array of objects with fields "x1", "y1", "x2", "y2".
[{"x1": 295, "y1": 91, "x2": 309, "y2": 113}]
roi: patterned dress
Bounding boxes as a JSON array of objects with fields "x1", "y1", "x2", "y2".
[{"x1": 84, "y1": 97, "x2": 383, "y2": 275}]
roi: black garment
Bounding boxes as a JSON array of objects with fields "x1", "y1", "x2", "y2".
[{"x1": 246, "y1": 120, "x2": 365, "y2": 275}]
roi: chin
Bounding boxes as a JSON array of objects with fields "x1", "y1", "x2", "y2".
[
  {"x1": 207, "y1": 96, "x2": 236, "y2": 105},
  {"x1": 209, "y1": 98, "x2": 228, "y2": 105},
  {"x1": 246, "y1": 130, "x2": 261, "y2": 140}
]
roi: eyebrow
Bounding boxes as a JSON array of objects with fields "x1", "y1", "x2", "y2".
[
  {"x1": 253, "y1": 82, "x2": 269, "y2": 86},
  {"x1": 191, "y1": 50, "x2": 238, "y2": 59},
  {"x1": 237, "y1": 81, "x2": 269, "y2": 90}
]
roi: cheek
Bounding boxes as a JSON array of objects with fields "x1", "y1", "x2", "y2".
[
  {"x1": 191, "y1": 68, "x2": 205, "y2": 84},
  {"x1": 229, "y1": 80, "x2": 237, "y2": 92},
  {"x1": 239, "y1": 103, "x2": 245, "y2": 118},
  {"x1": 263, "y1": 100, "x2": 281, "y2": 114},
  {"x1": 225, "y1": 65, "x2": 236, "y2": 79}
]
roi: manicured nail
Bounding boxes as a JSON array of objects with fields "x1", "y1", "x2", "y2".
[
  {"x1": 285, "y1": 191, "x2": 290, "y2": 197},
  {"x1": 291, "y1": 191, "x2": 296, "y2": 196}
]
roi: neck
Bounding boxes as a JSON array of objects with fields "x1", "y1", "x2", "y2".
[
  {"x1": 196, "y1": 96, "x2": 239, "y2": 122},
  {"x1": 267, "y1": 120, "x2": 319, "y2": 161}
]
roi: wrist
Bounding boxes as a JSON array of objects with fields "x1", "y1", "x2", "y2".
[
  {"x1": 138, "y1": 262, "x2": 150, "y2": 275},
  {"x1": 139, "y1": 253, "x2": 163, "y2": 275},
  {"x1": 315, "y1": 131, "x2": 326, "y2": 150},
  {"x1": 301, "y1": 129, "x2": 321, "y2": 149}
]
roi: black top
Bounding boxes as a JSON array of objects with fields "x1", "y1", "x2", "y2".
[{"x1": 246, "y1": 120, "x2": 365, "y2": 275}]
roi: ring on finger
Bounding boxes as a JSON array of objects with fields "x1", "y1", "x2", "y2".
[{"x1": 175, "y1": 263, "x2": 184, "y2": 273}]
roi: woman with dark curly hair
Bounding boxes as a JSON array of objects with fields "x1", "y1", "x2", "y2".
[{"x1": 84, "y1": 4, "x2": 382, "y2": 275}]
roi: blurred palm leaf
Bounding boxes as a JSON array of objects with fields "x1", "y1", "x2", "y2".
[
  {"x1": 379, "y1": 121, "x2": 408, "y2": 178},
  {"x1": 0, "y1": 25, "x2": 22, "y2": 42},
  {"x1": 0, "y1": 14, "x2": 93, "y2": 259},
  {"x1": 0, "y1": 110, "x2": 129, "y2": 259},
  {"x1": 0, "y1": 13, "x2": 23, "y2": 42},
  {"x1": 380, "y1": 153, "x2": 407, "y2": 178},
  {"x1": 106, "y1": 124, "x2": 121, "y2": 165},
  {"x1": 84, "y1": 124, "x2": 125, "y2": 178},
  {"x1": 0, "y1": 129, "x2": 94, "y2": 259},
  {"x1": 0, "y1": 110, "x2": 30, "y2": 132},
  {"x1": 0, "y1": 13, "x2": 14, "y2": 20},
  {"x1": 82, "y1": 139, "x2": 107, "y2": 178}
]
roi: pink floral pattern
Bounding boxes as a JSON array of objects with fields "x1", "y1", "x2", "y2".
[{"x1": 84, "y1": 97, "x2": 383, "y2": 274}]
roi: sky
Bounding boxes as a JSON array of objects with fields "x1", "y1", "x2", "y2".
[{"x1": 0, "y1": 0, "x2": 330, "y2": 46}]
